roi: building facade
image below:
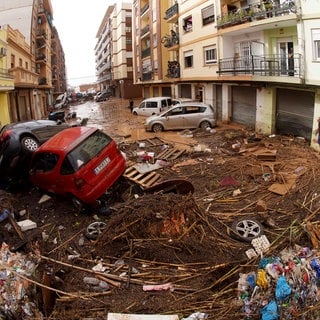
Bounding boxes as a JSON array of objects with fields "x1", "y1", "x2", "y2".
[
  {"x1": 0, "y1": 0, "x2": 67, "y2": 123},
  {"x1": 132, "y1": 0, "x2": 320, "y2": 149},
  {"x1": 95, "y1": 2, "x2": 142, "y2": 99},
  {"x1": 0, "y1": 26, "x2": 14, "y2": 127}
]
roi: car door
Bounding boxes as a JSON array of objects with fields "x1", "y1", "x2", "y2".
[
  {"x1": 183, "y1": 106, "x2": 202, "y2": 128},
  {"x1": 162, "y1": 106, "x2": 185, "y2": 130}
]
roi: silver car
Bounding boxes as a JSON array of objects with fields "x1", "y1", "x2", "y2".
[{"x1": 144, "y1": 102, "x2": 217, "y2": 132}]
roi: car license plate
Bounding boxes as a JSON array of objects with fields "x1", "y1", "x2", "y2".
[{"x1": 94, "y1": 157, "x2": 110, "y2": 174}]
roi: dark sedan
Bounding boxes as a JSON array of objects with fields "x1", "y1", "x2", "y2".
[{"x1": 0, "y1": 120, "x2": 70, "y2": 187}]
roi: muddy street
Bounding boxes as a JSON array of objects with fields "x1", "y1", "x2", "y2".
[{"x1": 2, "y1": 99, "x2": 320, "y2": 319}]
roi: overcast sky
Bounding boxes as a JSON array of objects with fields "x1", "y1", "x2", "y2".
[{"x1": 51, "y1": 1, "x2": 132, "y2": 87}]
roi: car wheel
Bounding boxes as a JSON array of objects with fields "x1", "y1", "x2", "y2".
[
  {"x1": 85, "y1": 221, "x2": 107, "y2": 240},
  {"x1": 200, "y1": 121, "x2": 211, "y2": 129},
  {"x1": 152, "y1": 123, "x2": 164, "y2": 133},
  {"x1": 21, "y1": 136, "x2": 40, "y2": 152},
  {"x1": 230, "y1": 218, "x2": 264, "y2": 242},
  {"x1": 132, "y1": 111, "x2": 138, "y2": 115}
]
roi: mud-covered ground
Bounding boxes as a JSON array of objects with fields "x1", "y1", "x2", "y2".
[{"x1": 1, "y1": 98, "x2": 320, "y2": 319}]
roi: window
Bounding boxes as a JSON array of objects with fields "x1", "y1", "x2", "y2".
[
  {"x1": 184, "y1": 50, "x2": 193, "y2": 68},
  {"x1": 312, "y1": 29, "x2": 320, "y2": 61},
  {"x1": 204, "y1": 45, "x2": 217, "y2": 64},
  {"x1": 183, "y1": 16, "x2": 192, "y2": 32},
  {"x1": 202, "y1": 5, "x2": 214, "y2": 25}
]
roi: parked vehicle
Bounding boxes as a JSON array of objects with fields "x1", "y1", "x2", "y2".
[
  {"x1": 54, "y1": 92, "x2": 68, "y2": 109},
  {"x1": 0, "y1": 120, "x2": 70, "y2": 186},
  {"x1": 172, "y1": 98, "x2": 198, "y2": 105},
  {"x1": 132, "y1": 97, "x2": 172, "y2": 116},
  {"x1": 95, "y1": 90, "x2": 112, "y2": 102},
  {"x1": 29, "y1": 126, "x2": 126, "y2": 209},
  {"x1": 48, "y1": 110, "x2": 65, "y2": 122},
  {"x1": 144, "y1": 102, "x2": 217, "y2": 132}
]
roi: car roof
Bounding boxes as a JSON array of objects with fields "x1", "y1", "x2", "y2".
[
  {"x1": 37, "y1": 126, "x2": 98, "y2": 153},
  {"x1": 172, "y1": 102, "x2": 211, "y2": 107},
  {"x1": 142, "y1": 96, "x2": 171, "y2": 102},
  {"x1": 2, "y1": 120, "x2": 61, "y2": 130}
]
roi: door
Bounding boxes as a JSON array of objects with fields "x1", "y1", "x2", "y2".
[{"x1": 278, "y1": 40, "x2": 293, "y2": 75}]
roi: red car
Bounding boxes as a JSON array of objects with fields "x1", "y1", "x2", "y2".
[{"x1": 29, "y1": 126, "x2": 126, "y2": 209}]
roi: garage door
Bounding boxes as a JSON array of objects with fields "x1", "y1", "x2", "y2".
[
  {"x1": 276, "y1": 89, "x2": 314, "y2": 139},
  {"x1": 232, "y1": 86, "x2": 256, "y2": 128}
]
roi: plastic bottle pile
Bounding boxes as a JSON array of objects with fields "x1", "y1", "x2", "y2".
[{"x1": 238, "y1": 244, "x2": 320, "y2": 319}]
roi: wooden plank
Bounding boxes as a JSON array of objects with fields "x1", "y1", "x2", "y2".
[
  {"x1": 157, "y1": 147, "x2": 185, "y2": 161},
  {"x1": 124, "y1": 165, "x2": 161, "y2": 188}
]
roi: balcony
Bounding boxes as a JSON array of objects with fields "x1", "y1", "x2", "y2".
[
  {"x1": 217, "y1": 1, "x2": 296, "y2": 29},
  {"x1": 217, "y1": 54, "x2": 302, "y2": 78},
  {"x1": 141, "y1": 3, "x2": 149, "y2": 16},
  {"x1": 166, "y1": 61, "x2": 180, "y2": 78},
  {"x1": 141, "y1": 25, "x2": 150, "y2": 37},
  {"x1": 161, "y1": 32, "x2": 179, "y2": 48},
  {"x1": 141, "y1": 47, "x2": 151, "y2": 59},
  {"x1": 39, "y1": 77, "x2": 47, "y2": 85},
  {"x1": 0, "y1": 68, "x2": 14, "y2": 79},
  {"x1": 142, "y1": 72, "x2": 153, "y2": 81},
  {"x1": 164, "y1": 3, "x2": 178, "y2": 21}
]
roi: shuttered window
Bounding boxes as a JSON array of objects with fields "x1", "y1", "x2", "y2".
[{"x1": 202, "y1": 5, "x2": 214, "y2": 25}]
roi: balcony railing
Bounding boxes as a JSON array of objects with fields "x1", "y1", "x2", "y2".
[
  {"x1": 0, "y1": 68, "x2": 14, "y2": 79},
  {"x1": 142, "y1": 72, "x2": 153, "y2": 81},
  {"x1": 141, "y1": 25, "x2": 150, "y2": 37},
  {"x1": 217, "y1": 1, "x2": 296, "y2": 29},
  {"x1": 161, "y1": 32, "x2": 179, "y2": 48},
  {"x1": 217, "y1": 54, "x2": 302, "y2": 78},
  {"x1": 164, "y1": 3, "x2": 178, "y2": 20},
  {"x1": 166, "y1": 61, "x2": 180, "y2": 78},
  {"x1": 141, "y1": 3, "x2": 149, "y2": 15},
  {"x1": 141, "y1": 47, "x2": 151, "y2": 59}
]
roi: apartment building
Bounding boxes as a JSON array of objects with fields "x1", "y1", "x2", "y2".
[
  {"x1": 95, "y1": 2, "x2": 142, "y2": 99},
  {"x1": 51, "y1": 26, "x2": 67, "y2": 99},
  {"x1": 0, "y1": 0, "x2": 67, "y2": 122},
  {"x1": 133, "y1": 0, "x2": 320, "y2": 148},
  {"x1": 0, "y1": 27, "x2": 14, "y2": 127}
]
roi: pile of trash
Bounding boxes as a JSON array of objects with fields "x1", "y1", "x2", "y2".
[
  {"x1": 238, "y1": 244, "x2": 320, "y2": 319},
  {"x1": 0, "y1": 242, "x2": 41, "y2": 319}
]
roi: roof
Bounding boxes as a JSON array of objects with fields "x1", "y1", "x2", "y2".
[{"x1": 38, "y1": 126, "x2": 97, "y2": 152}]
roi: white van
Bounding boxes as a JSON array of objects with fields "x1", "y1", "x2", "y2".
[{"x1": 132, "y1": 97, "x2": 172, "y2": 116}]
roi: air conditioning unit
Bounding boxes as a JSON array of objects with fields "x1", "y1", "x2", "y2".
[{"x1": 0, "y1": 47, "x2": 7, "y2": 57}]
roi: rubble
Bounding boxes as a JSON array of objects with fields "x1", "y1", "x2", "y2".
[{"x1": 2, "y1": 116, "x2": 320, "y2": 319}]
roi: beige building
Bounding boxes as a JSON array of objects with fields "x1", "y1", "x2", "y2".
[
  {"x1": 133, "y1": 0, "x2": 320, "y2": 148},
  {"x1": 95, "y1": 2, "x2": 142, "y2": 99},
  {"x1": 0, "y1": 0, "x2": 67, "y2": 122},
  {"x1": 0, "y1": 26, "x2": 14, "y2": 127}
]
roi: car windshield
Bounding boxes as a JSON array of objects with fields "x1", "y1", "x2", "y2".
[{"x1": 61, "y1": 130, "x2": 112, "y2": 174}]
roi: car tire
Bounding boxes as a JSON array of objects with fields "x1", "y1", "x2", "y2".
[
  {"x1": 230, "y1": 218, "x2": 264, "y2": 243},
  {"x1": 85, "y1": 221, "x2": 107, "y2": 240},
  {"x1": 152, "y1": 123, "x2": 164, "y2": 133},
  {"x1": 132, "y1": 111, "x2": 138, "y2": 116},
  {"x1": 200, "y1": 121, "x2": 211, "y2": 129},
  {"x1": 21, "y1": 136, "x2": 40, "y2": 152}
]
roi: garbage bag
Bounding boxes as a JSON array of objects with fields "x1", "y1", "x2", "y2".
[
  {"x1": 310, "y1": 258, "x2": 320, "y2": 278},
  {"x1": 260, "y1": 300, "x2": 279, "y2": 320},
  {"x1": 275, "y1": 276, "x2": 291, "y2": 301},
  {"x1": 256, "y1": 269, "x2": 268, "y2": 289}
]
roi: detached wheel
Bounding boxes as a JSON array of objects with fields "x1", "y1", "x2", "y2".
[
  {"x1": 21, "y1": 136, "x2": 40, "y2": 152},
  {"x1": 200, "y1": 121, "x2": 211, "y2": 129},
  {"x1": 86, "y1": 221, "x2": 107, "y2": 240},
  {"x1": 152, "y1": 123, "x2": 164, "y2": 133},
  {"x1": 230, "y1": 218, "x2": 263, "y2": 242}
]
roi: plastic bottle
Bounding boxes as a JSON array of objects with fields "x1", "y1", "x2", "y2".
[{"x1": 0, "y1": 209, "x2": 9, "y2": 222}]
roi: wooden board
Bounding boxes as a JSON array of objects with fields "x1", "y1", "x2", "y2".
[
  {"x1": 156, "y1": 147, "x2": 185, "y2": 161},
  {"x1": 124, "y1": 166, "x2": 161, "y2": 188}
]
